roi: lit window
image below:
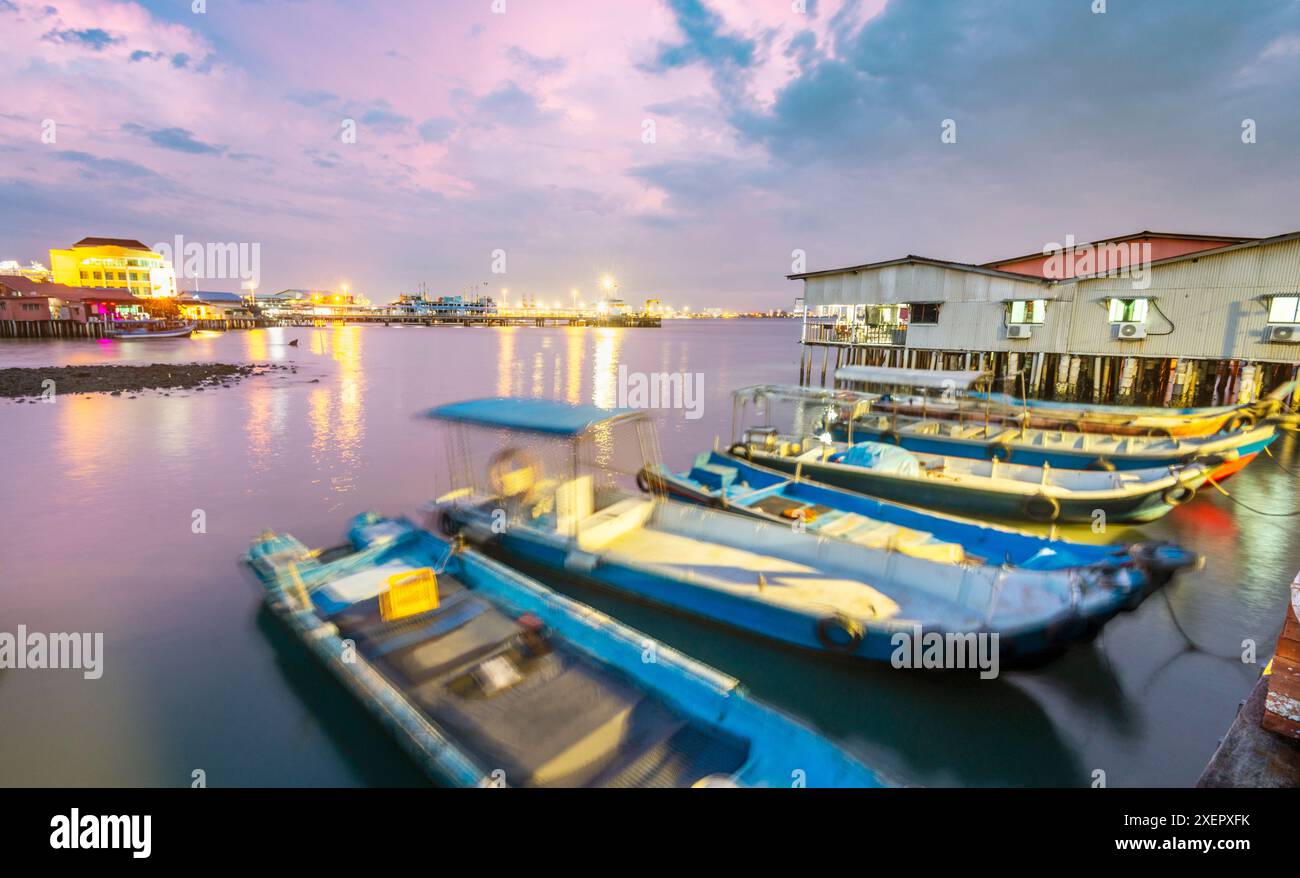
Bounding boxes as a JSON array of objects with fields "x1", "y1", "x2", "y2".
[
  {"x1": 1007, "y1": 299, "x2": 1045, "y2": 325},
  {"x1": 1108, "y1": 298, "x2": 1149, "y2": 323},
  {"x1": 1268, "y1": 295, "x2": 1299, "y2": 323}
]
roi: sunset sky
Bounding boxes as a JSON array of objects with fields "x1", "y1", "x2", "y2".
[{"x1": 2, "y1": 0, "x2": 1299, "y2": 306}]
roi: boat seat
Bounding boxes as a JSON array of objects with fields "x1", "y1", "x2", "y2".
[
  {"x1": 688, "y1": 463, "x2": 739, "y2": 492},
  {"x1": 576, "y1": 498, "x2": 656, "y2": 551},
  {"x1": 832, "y1": 518, "x2": 965, "y2": 564},
  {"x1": 418, "y1": 651, "x2": 687, "y2": 787},
  {"x1": 382, "y1": 605, "x2": 525, "y2": 683}
]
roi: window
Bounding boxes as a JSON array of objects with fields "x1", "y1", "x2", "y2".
[
  {"x1": 1108, "y1": 298, "x2": 1149, "y2": 323},
  {"x1": 1006, "y1": 299, "x2": 1045, "y2": 325},
  {"x1": 909, "y1": 303, "x2": 941, "y2": 325},
  {"x1": 1268, "y1": 295, "x2": 1299, "y2": 324}
]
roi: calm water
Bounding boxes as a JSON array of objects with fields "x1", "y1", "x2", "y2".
[{"x1": 1, "y1": 320, "x2": 1296, "y2": 787}]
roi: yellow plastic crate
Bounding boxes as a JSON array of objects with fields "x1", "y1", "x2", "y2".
[{"x1": 379, "y1": 568, "x2": 440, "y2": 622}]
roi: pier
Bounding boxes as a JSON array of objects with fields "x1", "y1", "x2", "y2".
[{"x1": 264, "y1": 309, "x2": 661, "y2": 329}]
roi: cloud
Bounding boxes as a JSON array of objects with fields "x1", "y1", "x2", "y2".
[
  {"x1": 42, "y1": 27, "x2": 120, "y2": 51},
  {"x1": 54, "y1": 150, "x2": 162, "y2": 182},
  {"x1": 473, "y1": 81, "x2": 556, "y2": 128},
  {"x1": 129, "y1": 49, "x2": 163, "y2": 62},
  {"x1": 286, "y1": 89, "x2": 338, "y2": 107},
  {"x1": 642, "y1": 0, "x2": 756, "y2": 75},
  {"x1": 417, "y1": 116, "x2": 457, "y2": 143},
  {"x1": 122, "y1": 123, "x2": 224, "y2": 155},
  {"x1": 506, "y1": 45, "x2": 565, "y2": 75}
]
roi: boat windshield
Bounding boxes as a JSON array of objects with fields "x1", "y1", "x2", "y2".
[{"x1": 435, "y1": 413, "x2": 663, "y2": 534}]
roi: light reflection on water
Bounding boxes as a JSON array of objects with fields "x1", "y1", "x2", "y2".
[{"x1": 0, "y1": 320, "x2": 1296, "y2": 788}]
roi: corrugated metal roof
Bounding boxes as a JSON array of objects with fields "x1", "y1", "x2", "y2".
[{"x1": 787, "y1": 255, "x2": 1052, "y2": 283}]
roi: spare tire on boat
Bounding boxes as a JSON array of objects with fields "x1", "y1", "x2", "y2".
[
  {"x1": 988, "y1": 440, "x2": 1013, "y2": 462},
  {"x1": 727, "y1": 443, "x2": 751, "y2": 459},
  {"x1": 880, "y1": 429, "x2": 903, "y2": 445},
  {"x1": 1023, "y1": 492, "x2": 1061, "y2": 523},
  {"x1": 815, "y1": 613, "x2": 864, "y2": 654},
  {"x1": 1161, "y1": 483, "x2": 1196, "y2": 507},
  {"x1": 635, "y1": 466, "x2": 655, "y2": 493},
  {"x1": 1087, "y1": 457, "x2": 1116, "y2": 472}
]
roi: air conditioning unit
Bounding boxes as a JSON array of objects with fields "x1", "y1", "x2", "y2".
[
  {"x1": 1113, "y1": 322, "x2": 1147, "y2": 340},
  {"x1": 1005, "y1": 324, "x2": 1033, "y2": 339},
  {"x1": 1264, "y1": 323, "x2": 1300, "y2": 343}
]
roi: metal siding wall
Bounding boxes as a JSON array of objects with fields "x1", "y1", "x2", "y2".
[
  {"x1": 800, "y1": 241, "x2": 1300, "y2": 364},
  {"x1": 1068, "y1": 239, "x2": 1300, "y2": 362}
]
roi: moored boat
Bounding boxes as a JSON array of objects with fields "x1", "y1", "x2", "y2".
[
  {"x1": 424, "y1": 397, "x2": 1188, "y2": 667},
  {"x1": 244, "y1": 513, "x2": 885, "y2": 787},
  {"x1": 645, "y1": 448, "x2": 1197, "y2": 596},
  {"x1": 107, "y1": 320, "x2": 195, "y2": 339},
  {"x1": 730, "y1": 435, "x2": 1211, "y2": 524}
]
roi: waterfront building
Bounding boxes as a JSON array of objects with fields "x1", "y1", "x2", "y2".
[
  {"x1": 790, "y1": 230, "x2": 1300, "y2": 405},
  {"x1": 48, "y1": 237, "x2": 178, "y2": 298},
  {"x1": 0, "y1": 277, "x2": 149, "y2": 336},
  {"x1": 177, "y1": 290, "x2": 255, "y2": 322}
]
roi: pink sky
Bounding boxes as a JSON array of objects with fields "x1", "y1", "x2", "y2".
[{"x1": 1, "y1": 0, "x2": 1298, "y2": 307}]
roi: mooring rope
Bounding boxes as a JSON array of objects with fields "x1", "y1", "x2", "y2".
[
  {"x1": 1264, "y1": 444, "x2": 1300, "y2": 478},
  {"x1": 1205, "y1": 474, "x2": 1300, "y2": 516}
]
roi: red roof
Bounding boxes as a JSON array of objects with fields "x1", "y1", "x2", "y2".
[{"x1": 0, "y1": 277, "x2": 142, "y2": 303}]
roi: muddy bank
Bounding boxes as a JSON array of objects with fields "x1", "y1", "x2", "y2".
[{"x1": 0, "y1": 362, "x2": 295, "y2": 399}]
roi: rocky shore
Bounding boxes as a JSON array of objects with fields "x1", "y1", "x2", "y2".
[{"x1": 0, "y1": 362, "x2": 294, "y2": 400}]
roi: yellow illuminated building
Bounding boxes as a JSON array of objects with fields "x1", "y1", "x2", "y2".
[{"x1": 49, "y1": 237, "x2": 177, "y2": 298}]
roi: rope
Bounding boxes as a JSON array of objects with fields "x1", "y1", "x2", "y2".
[
  {"x1": 1264, "y1": 444, "x2": 1300, "y2": 478},
  {"x1": 1205, "y1": 474, "x2": 1300, "y2": 516}
]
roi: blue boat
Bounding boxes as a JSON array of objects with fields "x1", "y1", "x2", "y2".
[
  {"x1": 422, "y1": 397, "x2": 1186, "y2": 667},
  {"x1": 646, "y1": 449, "x2": 1197, "y2": 602},
  {"x1": 244, "y1": 512, "x2": 884, "y2": 787},
  {"x1": 807, "y1": 372, "x2": 1278, "y2": 474}
]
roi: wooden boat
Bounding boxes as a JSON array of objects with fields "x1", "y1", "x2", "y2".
[
  {"x1": 645, "y1": 448, "x2": 1197, "y2": 598},
  {"x1": 244, "y1": 512, "x2": 884, "y2": 788},
  {"x1": 423, "y1": 398, "x2": 1190, "y2": 667},
  {"x1": 107, "y1": 320, "x2": 195, "y2": 339},
  {"x1": 835, "y1": 366, "x2": 1290, "y2": 438},
  {"x1": 753, "y1": 380, "x2": 1275, "y2": 479},
  {"x1": 732, "y1": 435, "x2": 1211, "y2": 524}
]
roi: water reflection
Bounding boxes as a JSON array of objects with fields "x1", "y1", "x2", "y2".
[{"x1": 591, "y1": 328, "x2": 623, "y2": 409}]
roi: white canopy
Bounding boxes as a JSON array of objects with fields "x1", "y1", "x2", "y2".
[{"x1": 835, "y1": 366, "x2": 991, "y2": 391}]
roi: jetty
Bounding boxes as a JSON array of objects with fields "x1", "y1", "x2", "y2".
[{"x1": 1197, "y1": 570, "x2": 1300, "y2": 787}]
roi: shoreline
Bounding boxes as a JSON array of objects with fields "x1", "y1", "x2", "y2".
[{"x1": 0, "y1": 362, "x2": 295, "y2": 400}]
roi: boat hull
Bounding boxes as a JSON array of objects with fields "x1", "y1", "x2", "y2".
[
  {"x1": 834, "y1": 420, "x2": 1275, "y2": 473},
  {"x1": 245, "y1": 514, "x2": 885, "y2": 788},
  {"x1": 737, "y1": 448, "x2": 1192, "y2": 524}
]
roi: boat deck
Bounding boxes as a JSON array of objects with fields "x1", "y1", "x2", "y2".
[
  {"x1": 601, "y1": 527, "x2": 902, "y2": 620},
  {"x1": 312, "y1": 555, "x2": 748, "y2": 787}
]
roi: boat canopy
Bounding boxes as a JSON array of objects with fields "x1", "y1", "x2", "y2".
[
  {"x1": 835, "y1": 366, "x2": 991, "y2": 391},
  {"x1": 422, "y1": 397, "x2": 642, "y2": 436}
]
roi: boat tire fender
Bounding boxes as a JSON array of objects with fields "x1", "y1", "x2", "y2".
[
  {"x1": 1023, "y1": 492, "x2": 1061, "y2": 523},
  {"x1": 727, "y1": 443, "x2": 751, "y2": 460},
  {"x1": 988, "y1": 441, "x2": 1013, "y2": 462},
  {"x1": 635, "y1": 467, "x2": 654, "y2": 494},
  {"x1": 881, "y1": 430, "x2": 903, "y2": 445},
  {"x1": 1161, "y1": 483, "x2": 1196, "y2": 507},
  {"x1": 1087, "y1": 457, "x2": 1117, "y2": 472},
  {"x1": 815, "y1": 613, "x2": 864, "y2": 654}
]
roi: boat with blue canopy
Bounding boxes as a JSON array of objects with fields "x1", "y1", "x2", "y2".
[
  {"x1": 244, "y1": 512, "x2": 884, "y2": 787},
  {"x1": 644, "y1": 448, "x2": 1196, "y2": 593},
  {"x1": 421, "y1": 397, "x2": 1191, "y2": 666}
]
